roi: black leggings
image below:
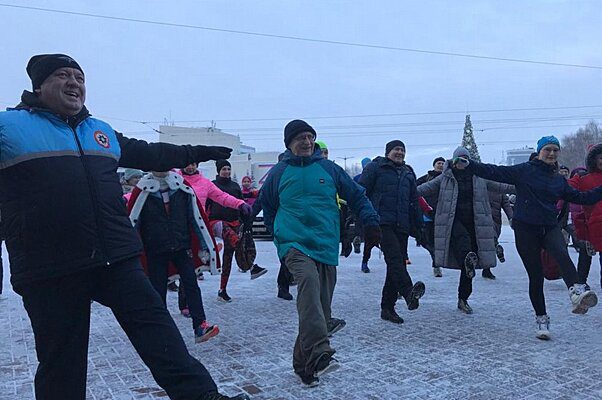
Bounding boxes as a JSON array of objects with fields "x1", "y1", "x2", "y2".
[
  {"x1": 450, "y1": 219, "x2": 476, "y2": 301},
  {"x1": 513, "y1": 220, "x2": 579, "y2": 316}
]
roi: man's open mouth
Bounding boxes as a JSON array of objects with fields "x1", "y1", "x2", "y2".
[{"x1": 64, "y1": 91, "x2": 79, "y2": 98}]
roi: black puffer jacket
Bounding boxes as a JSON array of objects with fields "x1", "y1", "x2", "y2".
[
  {"x1": 0, "y1": 91, "x2": 229, "y2": 287},
  {"x1": 452, "y1": 168, "x2": 475, "y2": 225},
  {"x1": 138, "y1": 190, "x2": 193, "y2": 255},
  {"x1": 359, "y1": 156, "x2": 421, "y2": 234},
  {"x1": 416, "y1": 170, "x2": 442, "y2": 210},
  {"x1": 208, "y1": 176, "x2": 243, "y2": 222}
]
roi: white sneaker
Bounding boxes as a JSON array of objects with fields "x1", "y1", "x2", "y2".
[
  {"x1": 569, "y1": 284, "x2": 598, "y2": 314},
  {"x1": 535, "y1": 315, "x2": 551, "y2": 340}
]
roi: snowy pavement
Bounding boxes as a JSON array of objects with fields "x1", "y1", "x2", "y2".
[{"x1": 1, "y1": 226, "x2": 601, "y2": 399}]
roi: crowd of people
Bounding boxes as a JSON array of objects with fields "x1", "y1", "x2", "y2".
[{"x1": 1, "y1": 53, "x2": 601, "y2": 398}]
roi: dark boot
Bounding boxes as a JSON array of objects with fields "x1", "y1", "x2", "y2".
[
  {"x1": 464, "y1": 252, "x2": 478, "y2": 279},
  {"x1": 277, "y1": 286, "x2": 293, "y2": 301},
  {"x1": 380, "y1": 308, "x2": 404, "y2": 324},
  {"x1": 482, "y1": 268, "x2": 496, "y2": 280},
  {"x1": 457, "y1": 299, "x2": 473, "y2": 314}
]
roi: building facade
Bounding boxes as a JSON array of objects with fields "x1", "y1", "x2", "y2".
[
  {"x1": 506, "y1": 146, "x2": 535, "y2": 166},
  {"x1": 158, "y1": 125, "x2": 279, "y2": 187}
]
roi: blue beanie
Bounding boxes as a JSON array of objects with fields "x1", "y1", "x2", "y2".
[
  {"x1": 537, "y1": 136, "x2": 560, "y2": 153},
  {"x1": 361, "y1": 157, "x2": 371, "y2": 168}
]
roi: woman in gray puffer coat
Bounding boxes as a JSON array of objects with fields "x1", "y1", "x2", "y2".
[{"x1": 417, "y1": 147, "x2": 514, "y2": 314}]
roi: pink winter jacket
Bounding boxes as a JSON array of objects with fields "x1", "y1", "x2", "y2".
[{"x1": 177, "y1": 170, "x2": 244, "y2": 211}]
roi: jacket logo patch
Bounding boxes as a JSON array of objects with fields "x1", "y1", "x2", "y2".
[
  {"x1": 94, "y1": 131, "x2": 110, "y2": 148},
  {"x1": 319, "y1": 178, "x2": 325, "y2": 184}
]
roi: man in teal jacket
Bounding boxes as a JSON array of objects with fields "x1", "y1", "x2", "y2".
[{"x1": 261, "y1": 120, "x2": 381, "y2": 387}]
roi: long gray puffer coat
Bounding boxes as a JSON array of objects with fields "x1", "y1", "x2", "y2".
[
  {"x1": 488, "y1": 192, "x2": 513, "y2": 237},
  {"x1": 417, "y1": 163, "x2": 515, "y2": 269}
]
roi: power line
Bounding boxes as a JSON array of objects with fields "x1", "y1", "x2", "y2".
[
  {"x1": 215, "y1": 114, "x2": 602, "y2": 133},
  {"x1": 98, "y1": 105, "x2": 602, "y2": 125},
  {"x1": 2, "y1": 3, "x2": 602, "y2": 70},
  {"x1": 124, "y1": 123, "x2": 584, "y2": 140},
  {"x1": 321, "y1": 139, "x2": 537, "y2": 151}
]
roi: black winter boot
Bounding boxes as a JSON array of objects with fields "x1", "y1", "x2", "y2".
[{"x1": 380, "y1": 308, "x2": 404, "y2": 324}]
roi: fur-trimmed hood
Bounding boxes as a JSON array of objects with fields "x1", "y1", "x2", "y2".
[
  {"x1": 136, "y1": 171, "x2": 194, "y2": 195},
  {"x1": 586, "y1": 143, "x2": 602, "y2": 173}
]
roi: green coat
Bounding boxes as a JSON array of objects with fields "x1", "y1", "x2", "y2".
[{"x1": 261, "y1": 149, "x2": 379, "y2": 266}]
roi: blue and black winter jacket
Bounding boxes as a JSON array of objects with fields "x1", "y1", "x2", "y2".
[
  {"x1": 0, "y1": 91, "x2": 224, "y2": 287},
  {"x1": 358, "y1": 156, "x2": 422, "y2": 234},
  {"x1": 467, "y1": 159, "x2": 602, "y2": 226}
]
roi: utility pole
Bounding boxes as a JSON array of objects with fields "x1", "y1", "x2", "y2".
[{"x1": 337, "y1": 156, "x2": 352, "y2": 172}]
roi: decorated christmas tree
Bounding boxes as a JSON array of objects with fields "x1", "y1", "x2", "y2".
[{"x1": 461, "y1": 114, "x2": 481, "y2": 162}]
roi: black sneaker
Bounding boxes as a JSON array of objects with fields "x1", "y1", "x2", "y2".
[
  {"x1": 314, "y1": 353, "x2": 340, "y2": 377},
  {"x1": 482, "y1": 268, "x2": 496, "y2": 280},
  {"x1": 201, "y1": 391, "x2": 250, "y2": 400},
  {"x1": 457, "y1": 299, "x2": 473, "y2": 314},
  {"x1": 464, "y1": 252, "x2": 478, "y2": 279},
  {"x1": 295, "y1": 371, "x2": 319, "y2": 387},
  {"x1": 277, "y1": 287, "x2": 293, "y2": 301},
  {"x1": 352, "y1": 236, "x2": 361, "y2": 254},
  {"x1": 167, "y1": 281, "x2": 179, "y2": 292},
  {"x1": 250, "y1": 264, "x2": 268, "y2": 280},
  {"x1": 496, "y1": 244, "x2": 506, "y2": 263},
  {"x1": 380, "y1": 308, "x2": 404, "y2": 324},
  {"x1": 217, "y1": 289, "x2": 232, "y2": 303},
  {"x1": 406, "y1": 281, "x2": 426, "y2": 311},
  {"x1": 327, "y1": 318, "x2": 346, "y2": 337},
  {"x1": 341, "y1": 241, "x2": 352, "y2": 257}
]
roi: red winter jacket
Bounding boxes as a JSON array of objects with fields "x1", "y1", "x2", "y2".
[{"x1": 568, "y1": 144, "x2": 602, "y2": 250}]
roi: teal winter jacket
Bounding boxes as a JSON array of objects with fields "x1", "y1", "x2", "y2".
[{"x1": 261, "y1": 149, "x2": 379, "y2": 266}]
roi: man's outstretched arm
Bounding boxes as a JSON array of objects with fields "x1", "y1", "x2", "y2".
[{"x1": 116, "y1": 132, "x2": 232, "y2": 171}]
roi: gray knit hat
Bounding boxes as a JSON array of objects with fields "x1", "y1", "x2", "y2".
[{"x1": 452, "y1": 146, "x2": 470, "y2": 159}]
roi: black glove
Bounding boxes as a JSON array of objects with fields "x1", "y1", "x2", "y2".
[
  {"x1": 364, "y1": 225, "x2": 382, "y2": 249},
  {"x1": 196, "y1": 145, "x2": 232, "y2": 162},
  {"x1": 239, "y1": 203, "x2": 252, "y2": 217}
]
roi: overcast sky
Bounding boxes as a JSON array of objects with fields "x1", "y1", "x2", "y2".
[{"x1": 1, "y1": 0, "x2": 601, "y2": 174}]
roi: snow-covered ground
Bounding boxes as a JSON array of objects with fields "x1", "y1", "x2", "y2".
[{"x1": 1, "y1": 226, "x2": 601, "y2": 399}]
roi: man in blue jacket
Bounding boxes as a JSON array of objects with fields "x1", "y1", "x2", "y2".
[
  {"x1": 359, "y1": 140, "x2": 426, "y2": 325},
  {"x1": 261, "y1": 120, "x2": 381, "y2": 387},
  {"x1": 0, "y1": 54, "x2": 248, "y2": 400}
]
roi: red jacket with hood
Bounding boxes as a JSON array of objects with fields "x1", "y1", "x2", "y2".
[{"x1": 569, "y1": 144, "x2": 602, "y2": 250}]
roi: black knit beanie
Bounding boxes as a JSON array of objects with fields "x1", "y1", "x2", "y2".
[
  {"x1": 385, "y1": 140, "x2": 405, "y2": 156},
  {"x1": 216, "y1": 159, "x2": 231, "y2": 173},
  {"x1": 284, "y1": 119, "x2": 316, "y2": 148},
  {"x1": 433, "y1": 157, "x2": 445, "y2": 166},
  {"x1": 27, "y1": 54, "x2": 84, "y2": 90}
]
